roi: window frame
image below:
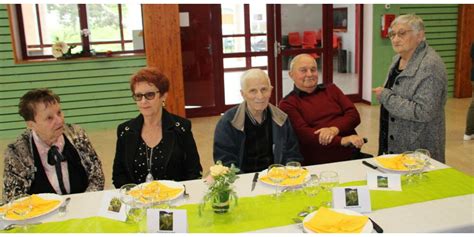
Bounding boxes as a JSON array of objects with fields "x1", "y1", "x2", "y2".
[
  {"x1": 221, "y1": 4, "x2": 269, "y2": 73},
  {"x1": 15, "y1": 3, "x2": 145, "y2": 60}
]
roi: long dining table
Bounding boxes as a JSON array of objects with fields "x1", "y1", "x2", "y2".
[{"x1": 1, "y1": 157, "x2": 473, "y2": 233}]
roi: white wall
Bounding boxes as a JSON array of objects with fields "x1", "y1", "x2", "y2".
[{"x1": 362, "y1": 4, "x2": 373, "y2": 102}]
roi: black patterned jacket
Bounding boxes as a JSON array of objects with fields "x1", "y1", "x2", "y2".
[{"x1": 3, "y1": 124, "x2": 105, "y2": 201}]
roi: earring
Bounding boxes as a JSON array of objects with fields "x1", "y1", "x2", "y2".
[{"x1": 162, "y1": 100, "x2": 166, "y2": 108}]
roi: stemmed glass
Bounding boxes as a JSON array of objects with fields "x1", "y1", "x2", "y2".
[
  {"x1": 302, "y1": 175, "x2": 320, "y2": 212},
  {"x1": 401, "y1": 151, "x2": 419, "y2": 184},
  {"x1": 120, "y1": 184, "x2": 146, "y2": 232},
  {"x1": 414, "y1": 149, "x2": 431, "y2": 180},
  {"x1": 285, "y1": 161, "x2": 303, "y2": 191},
  {"x1": 8, "y1": 194, "x2": 33, "y2": 231},
  {"x1": 0, "y1": 199, "x2": 7, "y2": 220},
  {"x1": 319, "y1": 171, "x2": 339, "y2": 208},
  {"x1": 267, "y1": 164, "x2": 286, "y2": 198}
]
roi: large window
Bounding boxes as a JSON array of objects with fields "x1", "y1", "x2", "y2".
[
  {"x1": 221, "y1": 4, "x2": 269, "y2": 105},
  {"x1": 16, "y1": 4, "x2": 144, "y2": 59}
]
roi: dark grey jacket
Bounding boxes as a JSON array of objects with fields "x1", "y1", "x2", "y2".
[
  {"x1": 380, "y1": 41, "x2": 447, "y2": 163},
  {"x1": 213, "y1": 102, "x2": 303, "y2": 172}
]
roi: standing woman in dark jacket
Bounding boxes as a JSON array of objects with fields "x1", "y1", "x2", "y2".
[{"x1": 112, "y1": 68, "x2": 202, "y2": 188}]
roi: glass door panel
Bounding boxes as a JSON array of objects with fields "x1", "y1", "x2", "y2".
[
  {"x1": 279, "y1": 4, "x2": 323, "y2": 98},
  {"x1": 332, "y1": 4, "x2": 360, "y2": 95}
]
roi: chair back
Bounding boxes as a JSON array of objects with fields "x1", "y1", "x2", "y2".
[{"x1": 288, "y1": 32, "x2": 302, "y2": 47}]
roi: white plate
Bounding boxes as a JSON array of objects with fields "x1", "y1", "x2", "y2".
[
  {"x1": 134, "y1": 180, "x2": 185, "y2": 202},
  {"x1": 374, "y1": 154, "x2": 424, "y2": 174},
  {"x1": 3, "y1": 193, "x2": 64, "y2": 221},
  {"x1": 303, "y1": 208, "x2": 373, "y2": 233},
  {"x1": 258, "y1": 169, "x2": 311, "y2": 187}
]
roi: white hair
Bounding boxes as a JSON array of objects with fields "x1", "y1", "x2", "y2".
[
  {"x1": 240, "y1": 69, "x2": 271, "y2": 90},
  {"x1": 289, "y1": 54, "x2": 317, "y2": 72},
  {"x1": 390, "y1": 14, "x2": 425, "y2": 33}
]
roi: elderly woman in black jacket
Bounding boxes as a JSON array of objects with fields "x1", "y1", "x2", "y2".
[{"x1": 112, "y1": 67, "x2": 202, "y2": 188}]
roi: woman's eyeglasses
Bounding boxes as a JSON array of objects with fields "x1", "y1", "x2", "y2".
[
  {"x1": 132, "y1": 91, "x2": 160, "y2": 101},
  {"x1": 388, "y1": 29, "x2": 413, "y2": 39}
]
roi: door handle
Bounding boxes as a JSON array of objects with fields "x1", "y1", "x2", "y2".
[{"x1": 206, "y1": 44, "x2": 212, "y2": 55}]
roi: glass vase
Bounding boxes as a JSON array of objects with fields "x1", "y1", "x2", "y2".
[{"x1": 211, "y1": 190, "x2": 231, "y2": 214}]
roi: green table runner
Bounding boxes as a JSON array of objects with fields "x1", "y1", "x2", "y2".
[{"x1": 6, "y1": 168, "x2": 473, "y2": 233}]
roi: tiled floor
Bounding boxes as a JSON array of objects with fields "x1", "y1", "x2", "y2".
[{"x1": 0, "y1": 98, "x2": 472, "y2": 191}]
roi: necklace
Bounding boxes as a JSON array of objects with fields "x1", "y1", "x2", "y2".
[{"x1": 145, "y1": 146, "x2": 154, "y2": 182}]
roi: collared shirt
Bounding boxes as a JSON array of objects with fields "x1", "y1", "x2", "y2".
[
  {"x1": 292, "y1": 84, "x2": 326, "y2": 98},
  {"x1": 32, "y1": 130, "x2": 70, "y2": 194},
  {"x1": 245, "y1": 107, "x2": 268, "y2": 125}
]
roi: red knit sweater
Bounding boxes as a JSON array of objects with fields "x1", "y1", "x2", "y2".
[{"x1": 279, "y1": 84, "x2": 361, "y2": 165}]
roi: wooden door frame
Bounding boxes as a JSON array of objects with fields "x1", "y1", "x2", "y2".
[{"x1": 454, "y1": 4, "x2": 474, "y2": 98}]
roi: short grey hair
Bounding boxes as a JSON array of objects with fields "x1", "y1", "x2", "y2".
[
  {"x1": 390, "y1": 14, "x2": 425, "y2": 33},
  {"x1": 289, "y1": 54, "x2": 317, "y2": 72},
  {"x1": 240, "y1": 68, "x2": 271, "y2": 90}
]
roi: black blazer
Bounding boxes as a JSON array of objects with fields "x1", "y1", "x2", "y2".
[{"x1": 112, "y1": 109, "x2": 202, "y2": 188}]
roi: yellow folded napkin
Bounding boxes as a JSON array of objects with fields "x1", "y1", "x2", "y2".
[
  {"x1": 375, "y1": 154, "x2": 408, "y2": 171},
  {"x1": 129, "y1": 181, "x2": 184, "y2": 203},
  {"x1": 260, "y1": 169, "x2": 309, "y2": 186},
  {"x1": 0, "y1": 204, "x2": 7, "y2": 215},
  {"x1": 6, "y1": 194, "x2": 61, "y2": 220},
  {"x1": 303, "y1": 207, "x2": 368, "y2": 233}
]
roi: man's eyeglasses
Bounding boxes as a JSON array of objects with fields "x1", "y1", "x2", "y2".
[
  {"x1": 388, "y1": 29, "x2": 413, "y2": 39},
  {"x1": 132, "y1": 91, "x2": 160, "y2": 101}
]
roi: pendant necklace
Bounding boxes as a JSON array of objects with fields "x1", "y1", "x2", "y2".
[{"x1": 145, "y1": 146, "x2": 154, "y2": 182}]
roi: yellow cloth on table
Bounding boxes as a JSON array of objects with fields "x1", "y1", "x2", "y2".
[
  {"x1": 5, "y1": 194, "x2": 60, "y2": 220},
  {"x1": 260, "y1": 169, "x2": 309, "y2": 186},
  {"x1": 303, "y1": 207, "x2": 368, "y2": 233},
  {"x1": 375, "y1": 154, "x2": 408, "y2": 171},
  {"x1": 129, "y1": 181, "x2": 183, "y2": 203}
]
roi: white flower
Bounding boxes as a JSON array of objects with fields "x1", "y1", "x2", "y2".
[
  {"x1": 52, "y1": 41, "x2": 68, "y2": 58},
  {"x1": 210, "y1": 164, "x2": 230, "y2": 177}
]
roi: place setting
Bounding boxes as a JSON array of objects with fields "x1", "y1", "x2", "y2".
[
  {"x1": 0, "y1": 193, "x2": 66, "y2": 231},
  {"x1": 258, "y1": 162, "x2": 310, "y2": 197},
  {"x1": 98, "y1": 180, "x2": 187, "y2": 232}
]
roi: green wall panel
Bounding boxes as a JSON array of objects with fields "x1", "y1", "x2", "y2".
[
  {"x1": 0, "y1": 4, "x2": 147, "y2": 139},
  {"x1": 371, "y1": 4, "x2": 458, "y2": 103}
]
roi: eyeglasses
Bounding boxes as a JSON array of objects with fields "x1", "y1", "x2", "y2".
[
  {"x1": 132, "y1": 91, "x2": 160, "y2": 101},
  {"x1": 388, "y1": 29, "x2": 413, "y2": 39}
]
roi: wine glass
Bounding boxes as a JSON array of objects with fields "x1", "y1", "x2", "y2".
[
  {"x1": 285, "y1": 161, "x2": 303, "y2": 191},
  {"x1": 267, "y1": 164, "x2": 286, "y2": 198},
  {"x1": 0, "y1": 199, "x2": 7, "y2": 220},
  {"x1": 319, "y1": 171, "x2": 339, "y2": 208},
  {"x1": 414, "y1": 149, "x2": 431, "y2": 180},
  {"x1": 401, "y1": 151, "x2": 419, "y2": 184},
  {"x1": 302, "y1": 175, "x2": 320, "y2": 212},
  {"x1": 119, "y1": 184, "x2": 140, "y2": 222},
  {"x1": 8, "y1": 194, "x2": 33, "y2": 231}
]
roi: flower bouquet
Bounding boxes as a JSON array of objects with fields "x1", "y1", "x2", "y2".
[
  {"x1": 200, "y1": 161, "x2": 239, "y2": 214},
  {"x1": 52, "y1": 38, "x2": 76, "y2": 59}
]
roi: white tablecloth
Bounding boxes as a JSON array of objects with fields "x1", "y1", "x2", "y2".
[{"x1": 2, "y1": 158, "x2": 473, "y2": 233}]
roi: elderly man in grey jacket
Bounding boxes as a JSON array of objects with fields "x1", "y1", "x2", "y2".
[
  {"x1": 373, "y1": 14, "x2": 447, "y2": 163},
  {"x1": 213, "y1": 69, "x2": 303, "y2": 173}
]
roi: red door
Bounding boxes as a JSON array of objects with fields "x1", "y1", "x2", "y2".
[{"x1": 179, "y1": 5, "x2": 223, "y2": 117}]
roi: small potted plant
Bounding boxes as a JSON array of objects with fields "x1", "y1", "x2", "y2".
[{"x1": 201, "y1": 161, "x2": 239, "y2": 214}]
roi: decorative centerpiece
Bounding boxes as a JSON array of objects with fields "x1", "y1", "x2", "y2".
[{"x1": 201, "y1": 161, "x2": 239, "y2": 214}]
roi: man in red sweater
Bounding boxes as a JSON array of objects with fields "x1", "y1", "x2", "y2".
[{"x1": 279, "y1": 54, "x2": 365, "y2": 165}]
